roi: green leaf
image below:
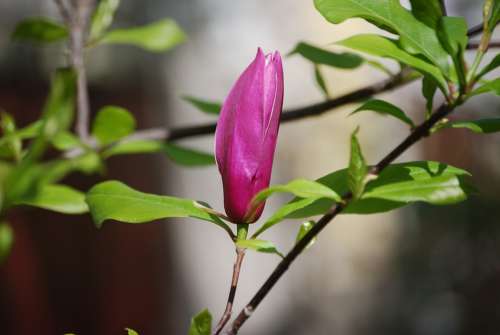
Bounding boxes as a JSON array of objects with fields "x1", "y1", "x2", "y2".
[
  {"x1": 422, "y1": 76, "x2": 438, "y2": 117},
  {"x1": 471, "y1": 78, "x2": 500, "y2": 96},
  {"x1": 182, "y1": 96, "x2": 221, "y2": 115},
  {"x1": 253, "y1": 197, "x2": 319, "y2": 238},
  {"x1": 236, "y1": 239, "x2": 284, "y2": 258},
  {"x1": 125, "y1": 328, "x2": 138, "y2": 335},
  {"x1": 409, "y1": 0, "x2": 443, "y2": 29},
  {"x1": 443, "y1": 118, "x2": 500, "y2": 134},
  {"x1": 14, "y1": 184, "x2": 88, "y2": 214},
  {"x1": 89, "y1": 0, "x2": 120, "y2": 41},
  {"x1": 51, "y1": 131, "x2": 82, "y2": 151},
  {"x1": 0, "y1": 223, "x2": 14, "y2": 264},
  {"x1": 103, "y1": 140, "x2": 163, "y2": 158},
  {"x1": 337, "y1": 34, "x2": 447, "y2": 93},
  {"x1": 92, "y1": 106, "x2": 136, "y2": 145},
  {"x1": 348, "y1": 128, "x2": 368, "y2": 200},
  {"x1": 314, "y1": 65, "x2": 330, "y2": 98},
  {"x1": 100, "y1": 18, "x2": 186, "y2": 52},
  {"x1": 86, "y1": 181, "x2": 227, "y2": 230},
  {"x1": 188, "y1": 309, "x2": 212, "y2": 335},
  {"x1": 351, "y1": 99, "x2": 415, "y2": 127},
  {"x1": 289, "y1": 42, "x2": 363, "y2": 69},
  {"x1": 0, "y1": 112, "x2": 22, "y2": 161},
  {"x1": 284, "y1": 161, "x2": 471, "y2": 218},
  {"x1": 295, "y1": 220, "x2": 317, "y2": 249},
  {"x1": 12, "y1": 17, "x2": 68, "y2": 43},
  {"x1": 486, "y1": 0, "x2": 500, "y2": 30},
  {"x1": 163, "y1": 143, "x2": 215, "y2": 166},
  {"x1": 477, "y1": 54, "x2": 500, "y2": 80},
  {"x1": 437, "y1": 17, "x2": 468, "y2": 87},
  {"x1": 314, "y1": 0, "x2": 450, "y2": 75},
  {"x1": 252, "y1": 179, "x2": 341, "y2": 206}
]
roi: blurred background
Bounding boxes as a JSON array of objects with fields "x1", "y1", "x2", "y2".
[{"x1": 0, "y1": 0, "x2": 499, "y2": 334}]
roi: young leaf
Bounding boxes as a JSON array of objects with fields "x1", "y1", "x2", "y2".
[
  {"x1": 337, "y1": 34, "x2": 447, "y2": 93},
  {"x1": 0, "y1": 223, "x2": 14, "y2": 264},
  {"x1": 314, "y1": 65, "x2": 330, "y2": 98},
  {"x1": 103, "y1": 140, "x2": 163, "y2": 157},
  {"x1": 91, "y1": 106, "x2": 136, "y2": 145},
  {"x1": 163, "y1": 143, "x2": 215, "y2": 166},
  {"x1": 14, "y1": 184, "x2": 88, "y2": 214},
  {"x1": 471, "y1": 78, "x2": 500, "y2": 96},
  {"x1": 125, "y1": 328, "x2": 138, "y2": 335},
  {"x1": 476, "y1": 53, "x2": 500, "y2": 80},
  {"x1": 295, "y1": 220, "x2": 317, "y2": 250},
  {"x1": 182, "y1": 96, "x2": 221, "y2": 115},
  {"x1": 409, "y1": 0, "x2": 443, "y2": 29},
  {"x1": 437, "y1": 17, "x2": 468, "y2": 87},
  {"x1": 85, "y1": 181, "x2": 229, "y2": 230},
  {"x1": 314, "y1": 0, "x2": 450, "y2": 75},
  {"x1": 350, "y1": 99, "x2": 415, "y2": 128},
  {"x1": 348, "y1": 128, "x2": 368, "y2": 200},
  {"x1": 188, "y1": 309, "x2": 212, "y2": 335},
  {"x1": 236, "y1": 239, "x2": 284, "y2": 258},
  {"x1": 89, "y1": 0, "x2": 120, "y2": 41},
  {"x1": 100, "y1": 19, "x2": 186, "y2": 52},
  {"x1": 289, "y1": 42, "x2": 363, "y2": 69},
  {"x1": 0, "y1": 112, "x2": 22, "y2": 161},
  {"x1": 51, "y1": 131, "x2": 82, "y2": 151},
  {"x1": 422, "y1": 76, "x2": 438, "y2": 118},
  {"x1": 12, "y1": 17, "x2": 68, "y2": 43},
  {"x1": 443, "y1": 118, "x2": 500, "y2": 134}
]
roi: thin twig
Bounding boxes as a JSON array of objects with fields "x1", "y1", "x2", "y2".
[
  {"x1": 467, "y1": 41, "x2": 500, "y2": 49},
  {"x1": 54, "y1": 0, "x2": 72, "y2": 23},
  {"x1": 226, "y1": 101, "x2": 459, "y2": 335},
  {"x1": 213, "y1": 248, "x2": 246, "y2": 335}
]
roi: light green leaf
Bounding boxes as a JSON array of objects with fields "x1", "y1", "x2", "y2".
[
  {"x1": 477, "y1": 54, "x2": 500, "y2": 80},
  {"x1": 51, "y1": 131, "x2": 82, "y2": 151},
  {"x1": 314, "y1": 65, "x2": 330, "y2": 98},
  {"x1": 163, "y1": 143, "x2": 215, "y2": 166},
  {"x1": 182, "y1": 96, "x2": 221, "y2": 115},
  {"x1": 351, "y1": 99, "x2": 415, "y2": 127},
  {"x1": 14, "y1": 184, "x2": 88, "y2": 214},
  {"x1": 90, "y1": 0, "x2": 120, "y2": 41},
  {"x1": 337, "y1": 34, "x2": 447, "y2": 93},
  {"x1": 188, "y1": 309, "x2": 212, "y2": 335},
  {"x1": 0, "y1": 112, "x2": 22, "y2": 161},
  {"x1": 443, "y1": 118, "x2": 500, "y2": 134},
  {"x1": 284, "y1": 161, "x2": 471, "y2": 218},
  {"x1": 314, "y1": 0, "x2": 450, "y2": 74},
  {"x1": 409, "y1": 0, "x2": 443, "y2": 29},
  {"x1": 471, "y1": 78, "x2": 500, "y2": 96},
  {"x1": 289, "y1": 42, "x2": 363, "y2": 69},
  {"x1": 236, "y1": 239, "x2": 284, "y2": 258},
  {"x1": 12, "y1": 17, "x2": 68, "y2": 43},
  {"x1": 348, "y1": 128, "x2": 368, "y2": 200},
  {"x1": 92, "y1": 106, "x2": 136, "y2": 145},
  {"x1": 295, "y1": 220, "x2": 317, "y2": 250},
  {"x1": 125, "y1": 328, "x2": 138, "y2": 335},
  {"x1": 100, "y1": 19, "x2": 186, "y2": 52},
  {"x1": 0, "y1": 223, "x2": 14, "y2": 264},
  {"x1": 85, "y1": 181, "x2": 227, "y2": 230}
]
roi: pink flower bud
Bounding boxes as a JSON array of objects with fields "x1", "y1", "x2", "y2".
[{"x1": 215, "y1": 48, "x2": 284, "y2": 224}]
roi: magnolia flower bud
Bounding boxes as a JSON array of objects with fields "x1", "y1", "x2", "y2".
[{"x1": 215, "y1": 48, "x2": 284, "y2": 223}]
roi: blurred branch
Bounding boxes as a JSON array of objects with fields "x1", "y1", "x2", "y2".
[
  {"x1": 439, "y1": 0, "x2": 447, "y2": 16},
  {"x1": 468, "y1": 41, "x2": 500, "y2": 49},
  {"x1": 213, "y1": 248, "x2": 246, "y2": 335}
]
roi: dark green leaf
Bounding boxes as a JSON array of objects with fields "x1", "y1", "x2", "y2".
[
  {"x1": 314, "y1": 0, "x2": 450, "y2": 74},
  {"x1": 477, "y1": 54, "x2": 500, "y2": 80},
  {"x1": 471, "y1": 78, "x2": 500, "y2": 96},
  {"x1": 100, "y1": 19, "x2": 186, "y2": 52},
  {"x1": 348, "y1": 128, "x2": 368, "y2": 200},
  {"x1": 443, "y1": 118, "x2": 500, "y2": 134},
  {"x1": 86, "y1": 181, "x2": 227, "y2": 230},
  {"x1": 188, "y1": 309, "x2": 212, "y2": 335},
  {"x1": 295, "y1": 220, "x2": 317, "y2": 249},
  {"x1": 90, "y1": 0, "x2": 120, "y2": 41},
  {"x1": 337, "y1": 34, "x2": 447, "y2": 93},
  {"x1": 486, "y1": 0, "x2": 500, "y2": 30},
  {"x1": 438, "y1": 17, "x2": 468, "y2": 56},
  {"x1": 422, "y1": 76, "x2": 438, "y2": 117},
  {"x1": 314, "y1": 65, "x2": 330, "y2": 98},
  {"x1": 182, "y1": 96, "x2": 221, "y2": 115},
  {"x1": 351, "y1": 99, "x2": 415, "y2": 127},
  {"x1": 92, "y1": 106, "x2": 136, "y2": 145},
  {"x1": 14, "y1": 184, "x2": 88, "y2": 214},
  {"x1": 163, "y1": 143, "x2": 215, "y2": 166},
  {"x1": 289, "y1": 42, "x2": 363, "y2": 69},
  {"x1": 236, "y1": 239, "x2": 284, "y2": 258},
  {"x1": 12, "y1": 17, "x2": 68, "y2": 43},
  {"x1": 0, "y1": 223, "x2": 13, "y2": 264},
  {"x1": 409, "y1": 0, "x2": 443, "y2": 29}
]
